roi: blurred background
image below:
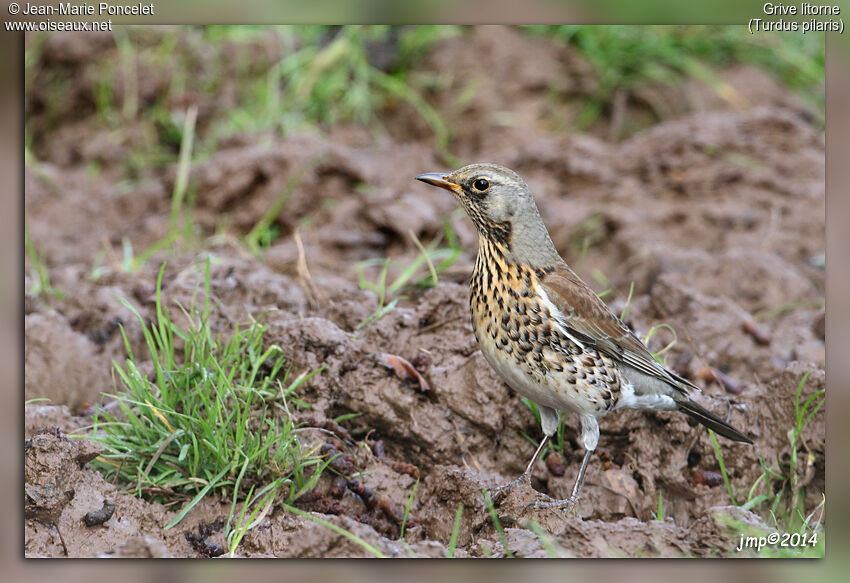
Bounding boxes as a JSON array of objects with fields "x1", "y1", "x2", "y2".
[
  {"x1": 24, "y1": 25, "x2": 825, "y2": 288},
  {"x1": 25, "y1": 25, "x2": 825, "y2": 169}
]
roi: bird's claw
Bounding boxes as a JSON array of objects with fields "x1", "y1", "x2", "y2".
[
  {"x1": 487, "y1": 476, "x2": 578, "y2": 514},
  {"x1": 523, "y1": 494, "x2": 577, "y2": 513},
  {"x1": 487, "y1": 474, "x2": 531, "y2": 505}
]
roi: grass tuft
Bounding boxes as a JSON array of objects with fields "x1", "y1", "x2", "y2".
[
  {"x1": 709, "y1": 370, "x2": 825, "y2": 556},
  {"x1": 25, "y1": 226, "x2": 64, "y2": 300},
  {"x1": 355, "y1": 221, "x2": 462, "y2": 329},
  {"x1": 204, "y1": 26, "x2": 459, "y2": 164},
  {"x1": 525, "y1": 26, "x2": 824, "y2": 129},
  {"x1": 737, "y1": 371, "x2": 824, "y2": 534},
  {"x1": 84, "y1": 259, "x2": 328, "y2": 535}
]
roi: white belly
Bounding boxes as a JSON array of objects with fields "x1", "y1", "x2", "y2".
[{"x1": 479, "y1": 338, "x2": 587, "y2": 414}]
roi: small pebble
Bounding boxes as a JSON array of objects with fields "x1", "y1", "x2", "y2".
[
  {"x1": 545, "y1": 453, "x2": 566, "y2": 476},
  {"x1": 84, "y1": 498, "x2": 115, "y2": 527},
  {"x1": 692, "y1": 470, "x2": 724, "y2": 488},
  {"x1": 742, "y1": 318, "x2": 772, "y2": 346}
]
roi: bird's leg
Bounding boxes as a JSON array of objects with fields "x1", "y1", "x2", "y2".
[
  {"x1": 526, "y1": 414, "x2": 599, "y2": 511},
  {"x1": 489, "y1": 434, "x2": 549, "y2": 503},
  {"x1": 490, "y1": 406, "x2": 559, "y2": 504},
  {"x1": 570, "y1": 447, "x2": 593, "y2": 500},
  {"x1": 526, "y1": 448, "x2": 593, "y2": 511}
]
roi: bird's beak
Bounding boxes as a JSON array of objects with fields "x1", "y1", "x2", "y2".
[{"x1": 415, "y1": 172, "x2": 462, "y2": 195}]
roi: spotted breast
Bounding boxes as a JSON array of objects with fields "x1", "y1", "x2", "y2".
[{"x1": 469, "y1": 237, "x2": 623, "y2": 417}]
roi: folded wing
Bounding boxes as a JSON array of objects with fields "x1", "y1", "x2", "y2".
[{"x1": 539, "y1": 263, "x2": 699, "y2": 397}]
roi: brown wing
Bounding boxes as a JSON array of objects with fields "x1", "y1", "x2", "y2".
[{"x1": 539, "y1": 263, "x2": 697, "y2": 395}]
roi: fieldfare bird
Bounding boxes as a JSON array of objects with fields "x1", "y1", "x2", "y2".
[{"x1": 416, "y1": 163, "x2": 751, "y2": 510}]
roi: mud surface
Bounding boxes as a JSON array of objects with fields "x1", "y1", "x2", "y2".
[{"x1": 25, "y1": 27, "x2": 825, "y2": 557}]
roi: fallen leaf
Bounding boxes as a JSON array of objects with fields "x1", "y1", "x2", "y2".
[{"x1": 381, "y1": 353, "x2": 434, "y2": 399}]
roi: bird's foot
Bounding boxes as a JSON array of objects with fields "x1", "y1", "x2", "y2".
[
  {"x1": 524, "y1": 493, "x2": 578, "y2": 513},
  {"x1": 487, "y1": 474, "x2": 531, "y2": 505}
]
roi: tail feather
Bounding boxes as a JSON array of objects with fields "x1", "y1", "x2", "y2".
[{"x1": 678, "y1": 399, "x2": 752, "y2": 444}]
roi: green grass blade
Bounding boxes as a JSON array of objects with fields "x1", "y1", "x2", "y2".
[
  {"x1": 409, "y1": 230, "x2": 439, "y2": 288},
  {"x1": 656, "y1": 491, "x2": 663, "y2": 521},
  {"x1": 446, "y1": 503, "x2": 464, "y2": 558},
  {"x1": 399, "y1": 478, "x2": 419, "y2": 539},
  {"x1": 709, "y1": 429, "x2": 738, "y2": 506},
  {"x1": 165, "y1": 465, "x2": 229, "y2": 529},
  {"x1": 169, "y1": 105, "x2": 198, "y2": 235},
  {"x1": 526, "y1": 518, "x2": 559, "y2": 558},
  {"x1": 482, "y1": 489, "x2": 513, "y2": 558},
  {"x1": 283, "y1": 503, "x2": 386, "y2": 558}
]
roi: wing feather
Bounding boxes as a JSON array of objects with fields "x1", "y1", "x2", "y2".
[{"x1": 540, "y1": 263, "x2": 698, "y2": 395}]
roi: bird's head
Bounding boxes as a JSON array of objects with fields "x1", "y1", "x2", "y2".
[{"x1": 416, "y1": 163, "x2": 537, "y2": 246}]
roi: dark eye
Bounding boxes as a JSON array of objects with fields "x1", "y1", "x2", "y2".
[{"x1": 472, "y1": 178, "x2": 490, "y2": 192}]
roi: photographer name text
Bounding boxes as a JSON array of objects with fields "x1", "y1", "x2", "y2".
[{"x1": 18, "y1": 2, "x2": 154, "y2": 16}]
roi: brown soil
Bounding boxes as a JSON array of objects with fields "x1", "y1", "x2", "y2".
[{"x1": 24, "y1": 27, "x2": 825, "y2": 558}]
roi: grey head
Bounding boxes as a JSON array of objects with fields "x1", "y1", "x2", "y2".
[{"x1": 416, "y1": 163, "x2": 562, "y2": 268}]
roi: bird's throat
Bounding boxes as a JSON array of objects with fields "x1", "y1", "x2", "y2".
[{"x1": 470, "y1": 215, "x2": 512, "y2": 248}]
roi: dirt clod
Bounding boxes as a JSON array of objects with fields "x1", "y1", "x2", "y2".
[
  {"x1": 391, "y1": 461, "x2": 420, "y2": 480},
  {"x1": 25, "y1": 428, "x2": 99, "y2": 523},
  {"x1": 185, "y1": 518, "x2": 227, "y2": 558},
  {"x1": 695, "y1": 366, "x2": 744, "y2": 395},
  {"x1": 83, "y1": 499, "x2": 115, "y2": 527}
]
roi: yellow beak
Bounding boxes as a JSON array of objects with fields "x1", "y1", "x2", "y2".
[{"x1": 415, "y1": 173, "x2": 462, "y2": 195}]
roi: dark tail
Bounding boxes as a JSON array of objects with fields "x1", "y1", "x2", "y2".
[{"x1": 678, "y1": 399, "x2": 753, "y2": 444}]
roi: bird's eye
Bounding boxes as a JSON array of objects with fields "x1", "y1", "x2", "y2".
[{"x1": 472, "y1": 178, "x2": 490, "y2": 192}]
